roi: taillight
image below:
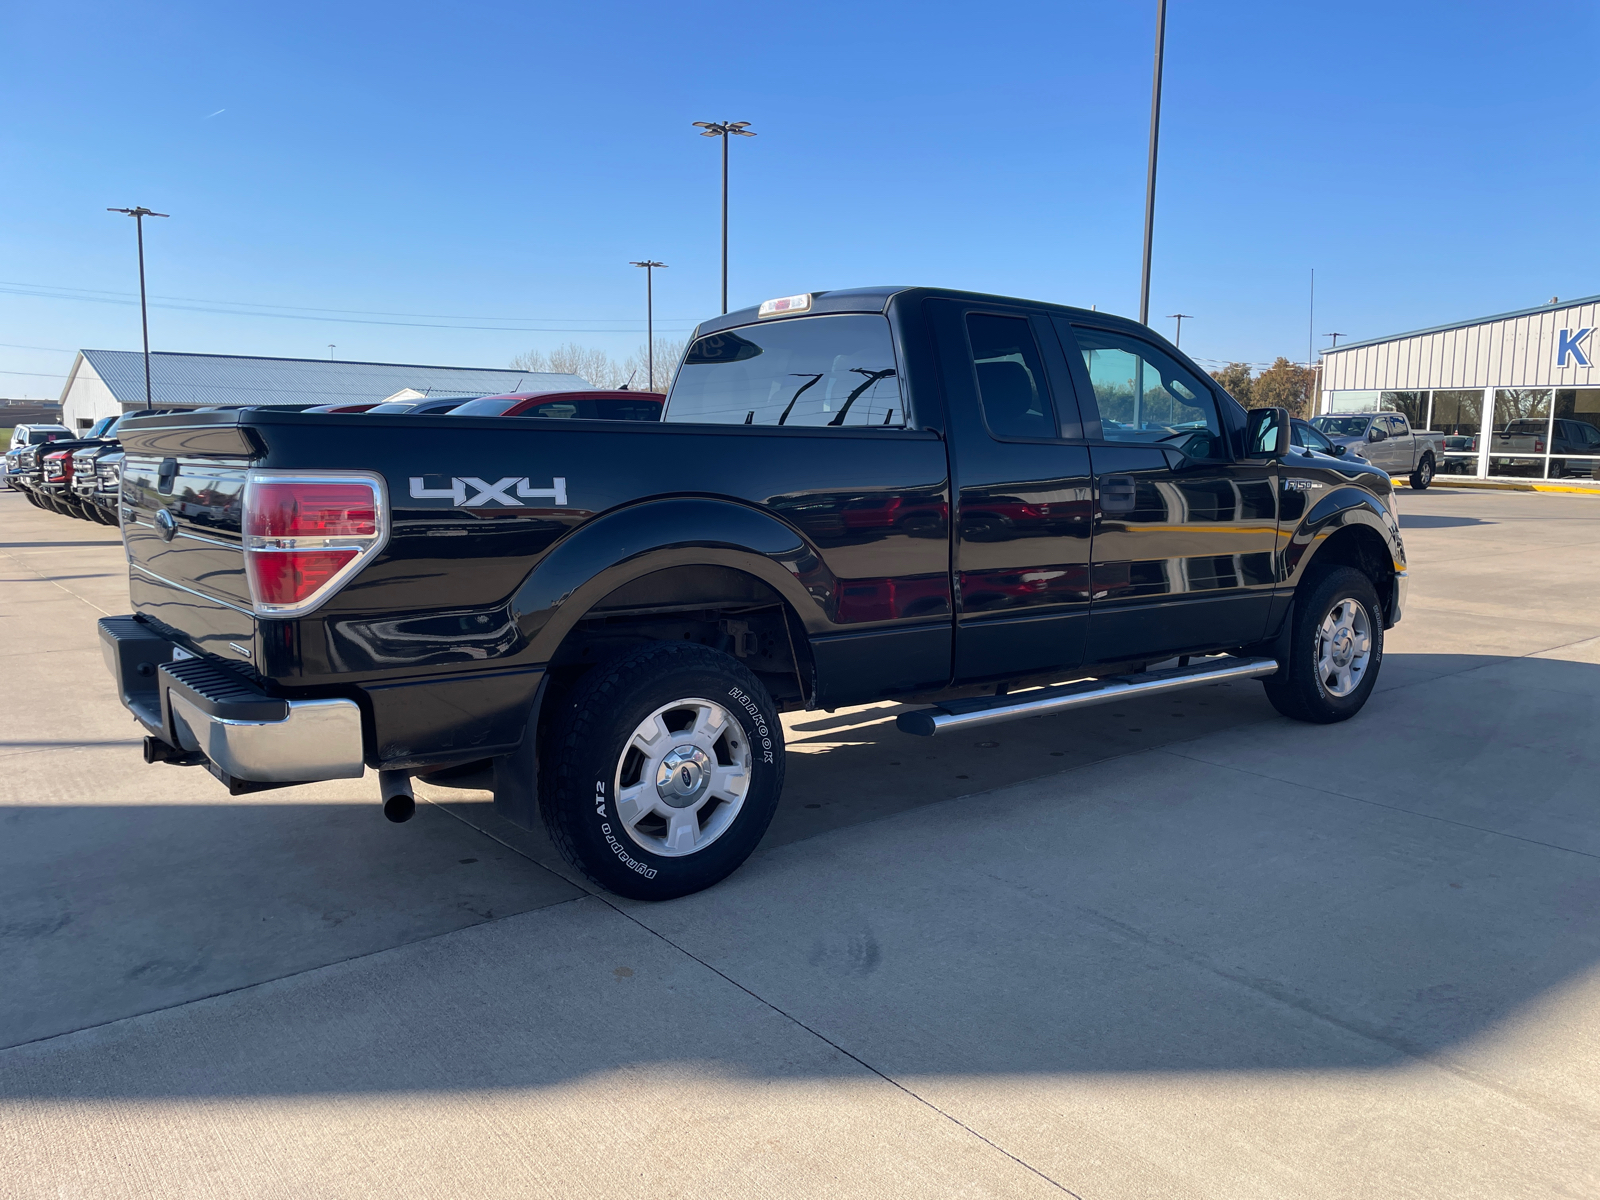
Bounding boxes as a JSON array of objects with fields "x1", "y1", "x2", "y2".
[{"x1": 242, "y1": 471, "x2": 387, "y2": 617}]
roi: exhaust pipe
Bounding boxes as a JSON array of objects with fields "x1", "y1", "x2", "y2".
[{"x1": 380, "y1": 770, "x2": 416, "y2": 823}]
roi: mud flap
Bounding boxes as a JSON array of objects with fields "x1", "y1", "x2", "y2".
[{"x1": 491, "y1": 674, "x2": 548, "y2": 831}]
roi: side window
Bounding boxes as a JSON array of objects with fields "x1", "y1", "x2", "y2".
[
  {"x1": 665, "y1": 314, "x2": 903, "y2": 427},
  {"x1": 1072, "y1": 326, "x2": 1224, "y2": 460},
  {"x1": 966, "y1": 313, "x2": 1056, "y2": 439},
  {"x1": 1387, "y1": 415, "x2": 1408, "y2": 435}
]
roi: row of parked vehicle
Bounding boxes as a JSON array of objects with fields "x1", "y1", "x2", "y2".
[{"x1": 2, "y1": 388, "x2": 665, "y2": 523}]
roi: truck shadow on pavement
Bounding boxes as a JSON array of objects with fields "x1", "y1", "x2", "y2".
[{"x1": 3, "y1": 651, "x2": 1598, "y2": 1097}]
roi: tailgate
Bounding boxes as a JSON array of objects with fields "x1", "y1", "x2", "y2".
[{"x1": 118, "y1": 415, "x2": 259, "y2": 658}]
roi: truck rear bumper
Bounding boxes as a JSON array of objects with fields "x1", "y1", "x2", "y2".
[{"x1": 99, "y1": 615, "x2": 365, "y2": 784}]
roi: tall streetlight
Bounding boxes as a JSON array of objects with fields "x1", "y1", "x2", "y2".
[
  {"x1": 629, "y1": 260, "x2": 667, "y2": 390},
  {"x1": 1138, "y1": 0, "x2": 1168, "y2": 327},
  {"x1": 692, "y1": 120, "x2": 756, "y2": 314},
  {"x1": 1166, "y1": 313, "x2": 1193, "y2": 348},
  {"x1": 107, "y1": 206, "x2": 168, "y2": 410}
]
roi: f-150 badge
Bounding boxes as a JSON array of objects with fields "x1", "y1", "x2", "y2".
[{"x1": 408, "y1": 476, "x2": 568, "y2": 507}]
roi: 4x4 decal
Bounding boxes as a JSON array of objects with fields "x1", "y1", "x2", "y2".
[{"x1": 408, "y1": 476, "x2": 567, "y2": 507}]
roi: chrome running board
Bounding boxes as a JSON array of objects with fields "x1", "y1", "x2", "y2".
[{"x1": 894, "y1": 655, "x2": 1279, "y2": 737}]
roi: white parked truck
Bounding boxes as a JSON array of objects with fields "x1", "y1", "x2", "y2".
[{"x1": 1310, "y1": 412, "x2": 1447, "y2": 490}]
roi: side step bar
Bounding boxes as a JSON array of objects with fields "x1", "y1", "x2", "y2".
[{"x1": 895, "y1": 655, "x2": 1279, "y2": 737}]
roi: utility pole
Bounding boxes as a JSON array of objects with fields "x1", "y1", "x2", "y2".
[
  {"x1": 1324, "y1": 332, "x2": 1346, "y2": 348},
  {"x1": 107, "y1": 206, "x2": 168, "y2": 410},
  {"x1": 1166, "y1": 313, "x2": 1193, "y2": 348},
  {"x1": 1307, "y1": 268, "x2": 1315, "y2": 368},
  {"x1": 1138, "y1": 0, "x2": 1168, "y2": 327},
  {"x1": 692, "y1": 120, "x2": 756, "y2": 313},
  {"x1": 629, "y1": 260, "x2": 667, "y2": 390}
]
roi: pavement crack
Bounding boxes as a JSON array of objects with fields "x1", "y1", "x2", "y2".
[{"x1": 422, "y1": 795, "x2": 1086, "y2": 1197}]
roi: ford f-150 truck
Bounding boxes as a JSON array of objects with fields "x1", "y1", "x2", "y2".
[
  {"x1": 1309, "y1": 412, "x2": 1446, "y2": 490},
  {"x1": 100, "y1": 286, "x2": 1407, "y2": 899}
]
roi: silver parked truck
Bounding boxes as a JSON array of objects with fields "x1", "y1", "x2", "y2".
[{"x1": 1310, "y1": 412, "x2": 1447, "y2": 490}]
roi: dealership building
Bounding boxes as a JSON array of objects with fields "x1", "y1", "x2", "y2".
[{"x1": 1320, "y1": 293, "x2": 1600, "y2": 479}]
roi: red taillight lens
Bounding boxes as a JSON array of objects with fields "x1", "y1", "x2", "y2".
[
  {"x1": 245, "y1": 482, "x2": 377, "y2": 539},
  {"x1": 242, "y1": 474, "x2": 386, "y2": 616}
]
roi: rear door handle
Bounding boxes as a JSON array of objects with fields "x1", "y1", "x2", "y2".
[{"x1": 1099, "y1": 474, "x2": 1137, "y2": 514}]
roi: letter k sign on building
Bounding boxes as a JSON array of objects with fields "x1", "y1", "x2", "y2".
[{"x1": 1557, "y1": 328, "x2": 1594, "y2": 368}]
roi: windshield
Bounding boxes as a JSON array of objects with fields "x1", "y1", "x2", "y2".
[
  {"x1": 86, "y1": 416, "x2": 117, "y2": 438},
  {"x1": 27, "y1": 427, "x2": 70, "y2": 444},
  {"x1": 1311, "y1": 416, "x2": 1371, "y2": 437},
  {"x1": 365, "y1": 402, "x2": 421, "y2": 414}
]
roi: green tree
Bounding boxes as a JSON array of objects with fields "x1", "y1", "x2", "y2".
[
  {"x1": 1209, "y1": 362, "x2": 1254, "y2": 406},
  {"x1": 1251, "y1": 357, "x2": 1316, "y2": 419}
]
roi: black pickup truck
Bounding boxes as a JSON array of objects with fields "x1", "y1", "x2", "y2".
[{"x1": 100, "y1": 286, "x2": 1407, "y2": 899}]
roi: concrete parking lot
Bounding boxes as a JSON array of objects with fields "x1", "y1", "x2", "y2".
[{"x1": 2, "y1": 484, "x2": 1598, "y2": 1199}]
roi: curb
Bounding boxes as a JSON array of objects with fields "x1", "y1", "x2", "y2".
[{"x1": 1427, "y1": 479, "x2": 1600, "y2": 496}]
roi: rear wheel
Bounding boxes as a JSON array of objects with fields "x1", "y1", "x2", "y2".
[
  {"x1": 1409, "y1": 454, "x2": 1434, "y2": 490},
  {"x1": 539, "y1": 641, "x2": 785, "y2": 900},
  {"x1": 1263, "y1": 566, "x2": 1384, "y2": 723}
]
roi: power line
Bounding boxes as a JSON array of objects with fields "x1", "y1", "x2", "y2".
[{"x1": 0, "y1": 280, "x2": 700, "y2": 333}]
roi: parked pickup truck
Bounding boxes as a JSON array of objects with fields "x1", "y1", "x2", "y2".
[
  {"x1": 1309, "y1": 412, "x2": 1445, "y2": 490},
  {"x1": 100, "y1": 286, "x2": 1408, "y2": 900}
]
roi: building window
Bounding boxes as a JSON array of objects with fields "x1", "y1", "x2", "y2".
[
  {"x1": 1489, "y1": 390, "x2": 1552, "y2": 478},
  {"x1": 1381, "y1": 392, "x2": 1427, "y2": 430},
  {"x1": 1428, "y1": 390, "x2": 1482, "y2": 476},
  {"x1": 1326, "y1": 391, "x2": 1383, "y2": 413}
]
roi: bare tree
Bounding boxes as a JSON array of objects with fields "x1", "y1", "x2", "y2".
[{"x1": 511, "y1": 339, "x2": 685, "y2": 393}]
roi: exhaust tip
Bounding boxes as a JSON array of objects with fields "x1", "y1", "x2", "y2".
[{"x1": 383, "y1": 793, "x2": 416, "y2": 823}]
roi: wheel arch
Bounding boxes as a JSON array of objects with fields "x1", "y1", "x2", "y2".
[
  {"x1": 1288, "y1": 492, "x2": 1402, "y2": 619},
  {"x1": 514, "y1": 497, "x2": 828, "y2": 704}
]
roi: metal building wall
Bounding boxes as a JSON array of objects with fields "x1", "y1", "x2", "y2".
[
  {"x1": 1322, "y1": 296, "x2": 1600, "y2": 393},
  {"x1": 59, "y1": 356, "x2": 122, "y2": 429}
]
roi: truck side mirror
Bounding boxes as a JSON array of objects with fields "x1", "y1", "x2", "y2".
[
  {"x1": 1368, "y1": 425, "x2": 1386, "y2": 442},
  {"x1": 1245, "y1": 407, "x2": 1289, "y2": 458}
]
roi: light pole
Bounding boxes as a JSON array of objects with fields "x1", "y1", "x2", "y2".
[
  {"x1": 328, "y1": 344, "x2": 336, "y2": 360},
  {"x1": 1166, "y1": 313, "x2": 1193, "y2": 348},
  {"x1": 1324, "y1": 332, "x2": 1346, "y2": 348},
  {"x1": 692, "y1": 120, "x2": 755, "y2": 313},
  {"x1": 1138, "y1": 0, "x2": 1168, "y2": 327},
  {"x1": 107, "y1": 206, "x2": 168, "y2": 410},
  {"x1": 629, "y1": 260, "x2": 667, "y2": 390}
]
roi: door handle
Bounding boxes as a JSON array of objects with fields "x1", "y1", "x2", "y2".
[{"x1": 1099, "y1": 475, "x2": 1137, "y2": 514}]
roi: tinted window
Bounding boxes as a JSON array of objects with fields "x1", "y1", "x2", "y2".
[
  {"x1": 666, "y1": 314, "x2": 902, "y2": 427},
  {"x1": 366, "y1": 402, "x2": 421, "y2": 414},
  {"x1": 1386, "y1": 415, "x2": 1408, "y2": 435},
  {"x1": 1074, "y1": 327, "x2": 1224, "y2": 460},
  {"x1": 522, "y1": 398, "x2": 661, "y2": 421},
  {"x1": 1312, "y1": 416, "x2": 1373, "y2": 437},
  {"x1": 1293, "y1": 421, "x2": 1334, "y2": 452},
  {"x1": 966, "y1": 313, "x2": 1056, "y2": 439}
]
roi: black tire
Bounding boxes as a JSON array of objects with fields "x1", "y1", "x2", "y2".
[
  {"x1": 1409, "y1": 454, "x2": 1434, "y2": 490},
  {"x1": 539, "y1": 641, "x2": 786, "y2": 901},
  {"x1": 1262, "y1": 566, "x2": 1384, "y2": 724}
]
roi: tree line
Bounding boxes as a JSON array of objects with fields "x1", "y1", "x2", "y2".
[
  {"x1": 511, "y1": 339, "x2": 686, "y2": 393},
  {"x1": 1209, "y1": 358, "x2": 1318, "y2": 419}
]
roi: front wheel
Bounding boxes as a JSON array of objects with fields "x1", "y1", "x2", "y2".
[
  {"x1": 539, "y1": 641, "x2": 786, "y2": 900},
  {"x1": 1409, "y1": 454, "x2": 1434, "y2": 490},
  {"x1": 1262, "y1": 566, "x2": 1384, "y2": 724}
]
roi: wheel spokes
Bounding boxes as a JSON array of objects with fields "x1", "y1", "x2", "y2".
[
  {"x1": 617, "y1": 784, "x2": 654, "y2": 828},
  {"x1": 709, "y1": 764, "x2": 748, "y2": 800},
  {"x1": 665, "y1": 809, "x2": 700, "y2": 853},
  {"x1": 692, "y1": 703, "x2": 728, "y2": 742}
]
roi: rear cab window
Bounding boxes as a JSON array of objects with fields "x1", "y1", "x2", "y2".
[{"x1": 665, "y1": 314, "x2": 903, "y2": 427}]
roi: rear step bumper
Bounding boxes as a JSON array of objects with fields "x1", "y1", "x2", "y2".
[
  {"x1": 895, "y1": 655, "x2": 1279, "y2": 736},
  {"x1": 99, "y1": 616, "x2": 365, "y2": 784}
]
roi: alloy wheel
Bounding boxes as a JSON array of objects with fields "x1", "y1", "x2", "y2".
[{"x1": 613, "y1": 697, "x2": 751, "y2": 858}]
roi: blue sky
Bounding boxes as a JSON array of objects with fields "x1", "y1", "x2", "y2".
[{"x1": 2, "y1": 0, "x2": 1595, "y2": 398}]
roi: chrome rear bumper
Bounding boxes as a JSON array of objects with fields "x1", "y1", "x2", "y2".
[{"x1": 99, "y1": 615, "x2": 365, "y2": 785}]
